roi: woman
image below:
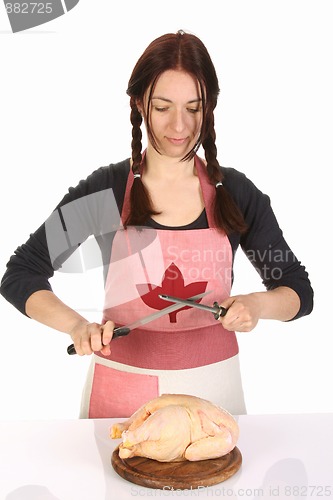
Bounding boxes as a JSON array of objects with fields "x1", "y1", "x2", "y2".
[{"x1": 0, "y1": 31, "x2": 313, "y2": 417}]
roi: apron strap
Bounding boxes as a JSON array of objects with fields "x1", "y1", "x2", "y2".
[{"x1": 194, "y1": 156, "x2": 216, "y2": 228}]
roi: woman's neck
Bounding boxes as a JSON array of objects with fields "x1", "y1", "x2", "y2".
[{"x1": 143, "y1": 147, "x2": 196, "y2": 182}]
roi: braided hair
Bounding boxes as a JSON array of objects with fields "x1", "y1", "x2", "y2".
[{"x1": 125, "y1": 30, "x2": 247, "y2": 234}]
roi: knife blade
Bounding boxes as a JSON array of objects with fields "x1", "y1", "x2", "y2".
[
  {"x1": 67, "y1": 290, "x2": 212, "y2": 355},
  {"x1": 159, "y1": 294, "x2": 227, "y2": 320}
]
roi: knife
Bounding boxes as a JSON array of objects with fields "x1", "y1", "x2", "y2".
[
  {"x1": 159, "y1": 294, "x2": 227, "y2": 320},
  {"x1": 67, "y1": 290, "x2": 211, "y2": 355}
]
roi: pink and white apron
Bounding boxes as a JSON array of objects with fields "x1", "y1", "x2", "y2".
[{"x1": 80, "y1": 157, "x2": 246, "y2": 418}]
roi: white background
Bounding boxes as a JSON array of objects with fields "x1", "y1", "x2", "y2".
[{"x1": 0, "y1": 0, "x2": 332, "y2": 420}]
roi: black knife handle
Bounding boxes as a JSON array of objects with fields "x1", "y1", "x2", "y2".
[
  {"x1": 67, "y1": 344, "x2": 77, "y2": 355},
  {"x1": 213, "y1": 302, "x2": 228, "y2": 320},
  {"x1": 112, "y1": 326, "x2": 131, "y2": 338},
  {"x1": 66, "y1": 326, "x2": 131, "y2": 355}
]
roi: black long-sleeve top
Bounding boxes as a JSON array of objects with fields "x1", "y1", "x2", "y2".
[{"x1": 0, "y1": 158, "x2": 314, "y2": 319}]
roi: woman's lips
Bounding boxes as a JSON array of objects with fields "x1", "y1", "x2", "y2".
[{"x1": 166, "y1": 137, "x2": 188, "y2": 145}]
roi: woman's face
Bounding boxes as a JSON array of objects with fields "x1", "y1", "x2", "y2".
[{"x1": 142, "y1": 69, "x2": 203, "y2": 160}]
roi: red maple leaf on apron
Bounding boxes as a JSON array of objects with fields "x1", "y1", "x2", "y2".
[{"x1": 136, "y1": 262, "x2": 208, "y2": 323}]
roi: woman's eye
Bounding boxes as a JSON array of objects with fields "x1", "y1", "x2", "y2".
[
  {"x1": 155, "y1": 107, "x2": 168, "y2": 112},
  {"x1": 187, "y1": 108, "x2": 200, "y2": 114}
]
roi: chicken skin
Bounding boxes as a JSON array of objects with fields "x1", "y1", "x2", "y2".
[{"x1": 110, "y1": 394, "x2": 239, "y2": 462}]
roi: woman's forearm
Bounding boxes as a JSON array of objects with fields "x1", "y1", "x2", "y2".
[
  {"x1": 25, "y1": 289, "x2": 89, "y2": 334},
  {"x1": 253, "y1": 286, "x2": 301, "y2": 322}
]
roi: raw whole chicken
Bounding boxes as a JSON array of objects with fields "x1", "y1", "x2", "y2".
[{"x1": 110, "y1": 394, "x2": 239, "y2": 462}]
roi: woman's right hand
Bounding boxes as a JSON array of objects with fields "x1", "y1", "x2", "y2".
[{"x1": 69, "y1": 319, "x2": 115, "y2": 356}]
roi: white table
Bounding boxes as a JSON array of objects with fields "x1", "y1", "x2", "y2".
[{"x1": 0, "y1": 414, "x2": 332, "y2": 500}]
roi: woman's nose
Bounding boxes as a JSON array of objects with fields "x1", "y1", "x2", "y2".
[{"x1": 170, "y1": 110, "x2": 186, "y2": 132}]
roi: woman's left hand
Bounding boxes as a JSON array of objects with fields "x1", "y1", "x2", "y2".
[
  {"x1": 219, "y1": 287, "x2": 301, "y2": 331},
  {"x1": 219, "y1": 293, "x2": 261, "y2": 332}
]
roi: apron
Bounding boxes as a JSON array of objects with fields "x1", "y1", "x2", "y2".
[{"x1": 80, "y1": 157, "x2": 246, "y2": 418}]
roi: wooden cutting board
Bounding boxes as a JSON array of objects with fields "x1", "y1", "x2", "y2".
[{"x1": 111, "y1": 446, "x2": 242, "y2": 490}]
